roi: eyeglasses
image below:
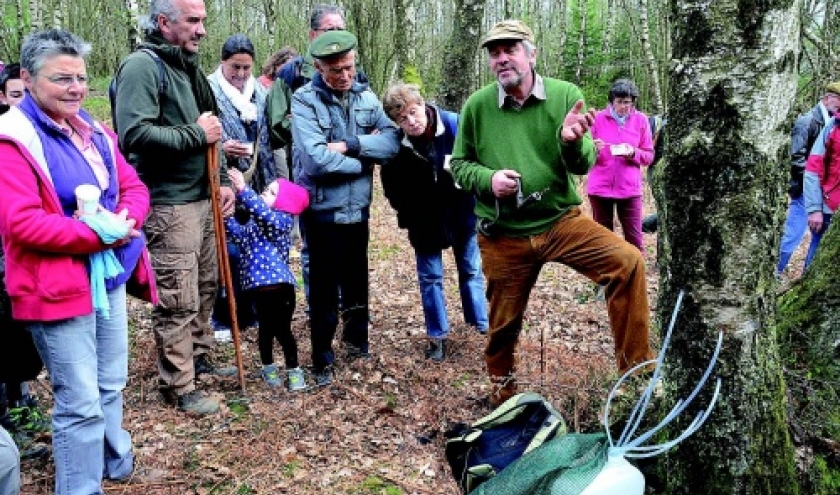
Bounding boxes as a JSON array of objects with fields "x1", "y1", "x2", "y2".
[
  {"x1": 41, "y1": 74, "x2": 88, "y2": 87},
  {"x1": 315, "y1": 26, "x2": 343, "y2": 33},
  {"x1": 613, "y1": 98, "x2": 635, "y2": 106}
]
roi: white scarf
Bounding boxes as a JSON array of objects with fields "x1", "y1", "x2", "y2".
[{"x1": 212, "y1": 66, "x2": 258, "y2": 123}]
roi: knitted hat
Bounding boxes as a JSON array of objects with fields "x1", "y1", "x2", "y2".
[{"x1": 272, "y1": 178, "x2": 309, "y2": 215}]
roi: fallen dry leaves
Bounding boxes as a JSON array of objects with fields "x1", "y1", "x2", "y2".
[{"x1": 23, "y1": 176, "x2": 759, "y2": 495}]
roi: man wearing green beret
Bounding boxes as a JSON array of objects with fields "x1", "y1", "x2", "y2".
[
  {"x1": 291, "y1": 30, "x2": 399, "y2": 386},
  {"x1": 450, "y1": 20, "x2": 657, "y2": 406}
]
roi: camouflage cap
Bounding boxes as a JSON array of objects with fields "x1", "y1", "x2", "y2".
[
  {"x1": 480, "y1": 20, "x2": 535, "y2": 48},
  {"x1": 826, "y1": 81, "x2": 840, "y2": 96},
  {"x1": 310, "y1": 30, "x2": 357, "y2": 59}
]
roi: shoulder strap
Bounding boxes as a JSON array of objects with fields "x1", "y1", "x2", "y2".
[{"x1": 137, "y1": 48, "x2": 168, "y2": 94}]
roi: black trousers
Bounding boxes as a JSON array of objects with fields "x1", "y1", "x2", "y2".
[
  {"x1": 303, "y1": 218, "x2": 370, "y2": 371},
  {"x1": 252, "y1": 284, "x2": 298, "y2": 368}
]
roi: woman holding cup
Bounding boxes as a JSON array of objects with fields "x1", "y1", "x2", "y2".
[
  {"x1": 587, "y1": 79, "x2": 654, "y2": 252},
  {"x1": 208, "y1": 34, "x2": 277, "y2": 192},
  {"x1": 0, "y1": 29, "x2": 152, "y2": 494}
]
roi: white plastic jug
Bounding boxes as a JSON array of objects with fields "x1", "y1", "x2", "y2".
[{"x1": 579, "y1": 452, "x2": 644, "y2": 495}]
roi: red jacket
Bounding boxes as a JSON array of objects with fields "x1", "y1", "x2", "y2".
[
  {"x1": 0, "y1": 108, "x2": 153, "y2": 321},
  {"x1": 805, "y1": 120, "x2": 840, "y2": 212}
]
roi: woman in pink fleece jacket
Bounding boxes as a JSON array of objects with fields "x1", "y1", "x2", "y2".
[
  {"x1": 587, "y1": 79, "x2": 654, "y2": 251},
  {"x1": 0, "y1": 29, "x2": 152, "y2": 495}
]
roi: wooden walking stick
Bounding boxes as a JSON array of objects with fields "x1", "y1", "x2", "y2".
[{"x1": 207, "y1": 143, "x2": 246, "y2": 393}]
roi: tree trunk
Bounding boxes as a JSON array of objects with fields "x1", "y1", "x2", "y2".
[
  {"x1": 392, "y1": 0, "x2": 418, "y2": 84},
  {"x1": 124, "y1": 0, "x2": 141, "y2": 50},
  {"x1": 438, "y1": 0, "x2": 486, "y2": 111},
  {"x1": 30, "y1": 0, "x2": 42, "y2": 32},
  {"x1": 777, "y1": 223, "x2": 840, "y2": 494},
  {"x1": 657, "y1": 0, "x2": 802, "y2": 494},
  {"x1": 574, "y1": 0, "x2": 587, "y2": 85},
  {"x1": 600, "y1": 0, "x2": 615, "y2": 79},
  {"x1": 638, "y1": 0, "x2": 664, "y2": 113}
]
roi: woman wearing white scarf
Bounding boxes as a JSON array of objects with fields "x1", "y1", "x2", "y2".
[
  {"x1": 208, "y1": 34, "x2": 278, "y2": 331},
  {"x1": 208, "y1": 34, "x2": 277, "y2": 194}
]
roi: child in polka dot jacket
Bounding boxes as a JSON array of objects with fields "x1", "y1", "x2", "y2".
[{"x1": 226, "y1": 169, "x2": 310, "y2": 391}]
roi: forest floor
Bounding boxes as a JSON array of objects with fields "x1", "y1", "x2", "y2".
[{"x1": 18, "y1": 177, "x2": 809, "y2": 495}]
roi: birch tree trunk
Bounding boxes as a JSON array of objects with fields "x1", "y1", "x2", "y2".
[
  {"x1": 599, "y1": 0, "x2": 615, "y2": 79},
  {"x1": 438, "y1": 0, "x2": 486, "y2": 111},
  {"x1": 574, "y1": 0, "x2": 587, "y2": 85},
  {"x1": 392, "y1": 0, "x2": 418, "y2": 83},
  {"x1": 638, "y1": 0, "x2": 663, "y2": 112},
  {"x1": 52, "y1": 0, "x2": 63, "y2": 29},
  {"x1": 124, "y1": 0, "x2": 141, "y2": 50},
  {"x1": 657, "y1": 0, "x2": 802, "y2": 493},
  {"x1": 30, "y1": 0, "x2": 42, "y2": 32}
]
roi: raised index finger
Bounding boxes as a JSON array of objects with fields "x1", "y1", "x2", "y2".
[{"x1": 568, "y1": 99, "x2": 585, "y2": 115}]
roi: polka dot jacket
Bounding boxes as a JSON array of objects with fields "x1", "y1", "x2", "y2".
[{"x1": 225, "y1": 187, "x2": 296, "y2": 291}]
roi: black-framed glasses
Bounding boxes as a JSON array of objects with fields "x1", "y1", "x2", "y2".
[{"x1": 315, "y1": 26, "x2": 343, "y2": 33}]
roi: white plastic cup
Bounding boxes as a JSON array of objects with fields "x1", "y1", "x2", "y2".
[
  {"x1": 241, "y1": 141, "x2": 254, "y2": 155},
  {"x1": 74, "y1": 184, "x2": 101, "y2": 215}
]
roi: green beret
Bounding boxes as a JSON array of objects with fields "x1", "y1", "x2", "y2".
[{"x1": 310, "y1": 30, "x2": 357, "y2": 59}]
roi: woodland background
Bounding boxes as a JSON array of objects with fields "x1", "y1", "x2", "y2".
[
  {"x1": 0, "y1": 0, "x2": 835, "y2": 113},
  {"x1": 2, "y1": 1, "x2": 840, "y2": 495}
]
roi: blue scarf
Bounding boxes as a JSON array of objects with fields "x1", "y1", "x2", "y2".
[{"x1": 609, "y1": 105, "x2": 629, "y2": 127}]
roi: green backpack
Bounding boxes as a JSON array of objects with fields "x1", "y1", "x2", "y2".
[{"x1": 445, "y1": 392, "x2": 567, "y2": 494}]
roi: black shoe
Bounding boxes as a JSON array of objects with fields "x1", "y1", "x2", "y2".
[
  {"x1": 8, "y1": 429, "x2": 48, "y2": 460},
  {"x1": 313, "y1": 366, "x2": 333, "y2": 387},
  {"x1": 194, "y1": 355, "x2": 237, "y2": 378},
  {"x1": 642, "y1": 213, "x2": 659, "y2": 234},
  {"x1": 425, "y1": 338, "x2": 447, "y2": 362}
]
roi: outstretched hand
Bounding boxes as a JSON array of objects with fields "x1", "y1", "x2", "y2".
[
  {"x1": 227, "y1": 169, "x2": 246, "y2": 193},
  {"x1": 560, "y1": 100, "x2": 596, "y2": 143}
]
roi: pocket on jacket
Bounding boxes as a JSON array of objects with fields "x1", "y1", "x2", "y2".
[
  {"x1": 35, "y1": 256, "x2": 89, "y2": 300},
  {"x1": 150, "y1": 252, "x2": 198, "y2": 312},
  {"x1": 314, "y1": 107, "x2": 334, "y2": 138},
  {"x1": 354, "y1": 108, "x2": 376, "y2": 130}
]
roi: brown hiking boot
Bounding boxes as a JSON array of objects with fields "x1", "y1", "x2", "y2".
[{"x1": 177, "y1": 390, "x2": 220, "y2": 415}]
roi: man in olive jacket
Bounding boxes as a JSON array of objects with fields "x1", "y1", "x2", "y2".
[{"x1": 113, "y1": 0, "x2": 235, "y2": 415}]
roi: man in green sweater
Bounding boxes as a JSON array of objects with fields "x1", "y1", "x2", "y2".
[
  {"x1": 114, "y1": 0, "x2": 235, "y2": 415},
  {"x1": 450, "y1": 20, "x2": 656, "y2": 406}
]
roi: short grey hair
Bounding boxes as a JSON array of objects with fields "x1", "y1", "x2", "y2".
[
  {"x1": 141, "y1": 0, "x2": 181, "y2": 34},
  {"x1": 310, "y1": 4, "x2": 345, "y2": 31},
  {"x1": 20, "y1": 29, "x2": 91, "y2": 76}
]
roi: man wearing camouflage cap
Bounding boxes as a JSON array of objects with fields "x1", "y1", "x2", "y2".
[
  {"x1": 291, "y1": 30, "x2": 399, "y2": 386},
  {"x1": 450, "y1": 20, "x2": 657, "y2": 406}
]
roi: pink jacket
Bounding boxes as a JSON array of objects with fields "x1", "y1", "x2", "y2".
[
  {"x1": 0, "y1": 109, "x2": 153, "y2": 321},
  {"x1": 586, "y1": 108, "x2": 654, "y2": 199}
]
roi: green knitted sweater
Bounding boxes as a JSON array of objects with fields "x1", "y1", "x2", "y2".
[{"x1": 450, "y1": 77, "x2": 595, "y2": 237}]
